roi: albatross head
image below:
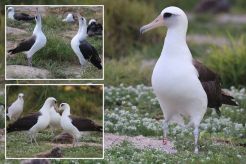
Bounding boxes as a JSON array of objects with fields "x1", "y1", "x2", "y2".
[
  {"x1": 140, "y1": 6, "x2": 188, "y2": 34},
  {"x1": 18, "y1": 93, "x2": 24, "y2": 99},
  {"x1": 45, "y1": 97, "x2": 57, "y2": 108},
  {"x1": 7, "y1": 7, "x2": 14, "y2": 13},
  {"x1": 59, "y1": 103, "x2": 70, "y2": 114},
  {"x1": 79, "y1": 17, "x2": 87, "y2": 28},
  {"x1": 35, "y1": 8, "x2": 42, "y2": 23}
]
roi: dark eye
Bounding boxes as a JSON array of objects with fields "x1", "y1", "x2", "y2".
[
  {"x1": 61, "y1": 103, "x2": 64, "y2": 106},
  {"x1": 163, "y1": 13, "x2": 172, "y2": 18}
]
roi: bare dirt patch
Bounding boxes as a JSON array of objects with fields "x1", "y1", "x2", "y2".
[{"x1": 105, "y1": 133, "x2": 177, "y2": 153}]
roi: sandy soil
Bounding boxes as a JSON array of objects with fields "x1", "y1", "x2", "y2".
[{"x1": 105, "y1": 133, "x2": 177, "y2": 153}]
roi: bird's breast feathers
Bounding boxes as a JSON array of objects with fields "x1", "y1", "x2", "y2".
[{"x1": 152, "y1": 57, "x2": 206, "y2": 101}]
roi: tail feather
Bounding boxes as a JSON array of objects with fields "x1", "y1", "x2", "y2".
[
  {"x1": 221, "y1": 94, "x2": 238, "y2": 106},
  {"x1": 7, "y1": 49, "x2": 14, "y2": 54},
  {"x1": 91, "y1": 56, "x2": 102, "y2": 70}
]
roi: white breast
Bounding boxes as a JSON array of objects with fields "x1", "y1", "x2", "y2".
[
  {"x1": 152, "y1": 53, "x2": 207, "y2": 124},
  {"x1": 61, "y1": 115, "x2": 80, "y2": 139},
  {"x1": 27, "y1": 32, "x2": 47, "y2": 58}
]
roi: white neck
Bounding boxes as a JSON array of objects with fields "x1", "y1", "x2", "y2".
[
  {"x1": 62, "y1": 106, "x2": 71, "y2": 116},
  {"x1": 77, "y1": 22, "x2": 88, "y2": 40},
  {"x1": 33, "y1": 20, "x2": 42, "y2": 34},
  {"x1": 8, "y1": 11, "x2": 14, "y2": 19},
  {"x1": 18, "y1": 97, "x2": 23, "y2": 102},
  {"x1": 161, "y1": 25, "x2": 191, "y2": 61},
  {"x1": 40, "y1": 101, "x2": 51, "y2": 113}
]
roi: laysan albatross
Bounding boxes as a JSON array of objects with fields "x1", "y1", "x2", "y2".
[
  {"x1": 8, "y1": 8, "x2": 47, "y2": 66},
  {"x1": 7, "y1": 7, "x2": 35, "y2": 21},
  {"x1": 140, "y1": 6, "x2": 237, "y2": 153},
  {"x1": 62, "y1": 13, "x2": 75, "y2": 22},
  {"x1": 71, "y1": 14, "x2": 102, "y2": 70},
  {"x1": 87, "y1": 19, "x2": 103, "y2": 36},
  {"x1": 7, "y1": 93, "x2": 24, "y2": 122},
  {"x1": 59, "y1": 103, "x2": 81, "y2": 146},
  {"x1": 28, "y1": 97, "x2": 57, "y2": 145}
]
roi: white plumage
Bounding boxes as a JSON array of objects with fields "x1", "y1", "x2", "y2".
[
  {"x1": 88, "y1": 19, "x2": 96, "y2": 25},
  {"x1": 7, "y1": 7, "x2": 15, "y2": 20},
  {"x1": 62, "y1": 13, "x2": 75, "y2": 22},
  {"x1": 49, "y1": 106, "x2": 61, "y2": 134},
  {"x1": 71, "y1": 15, "x2": 88, "y2": 67},
  {"x1": 140, "y1": 6, "x2": 208, "y2": 153},
  {"x1": 59, "y1": 103, "x2": 81, "y2": 146},
  {"x1": 26, "y1": 10, "x2": 46, "y2": 66},
  {"x1": 7, "y1": 93, "x2": 24, "y2": 121},
  {"x1": 29, "y1": 97, "x2": 57, "y2": 145}
]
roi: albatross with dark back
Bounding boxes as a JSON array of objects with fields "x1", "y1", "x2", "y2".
[{"x1": 193, "y1": 59, "x2": 238, "y2": 115}]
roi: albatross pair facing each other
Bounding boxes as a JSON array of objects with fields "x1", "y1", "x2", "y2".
[{"x1": 140, "y1": 6, "x2": 237, "y2": 153}]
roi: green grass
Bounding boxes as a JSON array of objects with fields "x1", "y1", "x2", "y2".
[
  {"x1": 101, "y1": 137, "x2": 245, "y2": 164},
  {"x1": 6, "y1": 130, "x2": 103, "y2": 158},
  {"x1": 205, "y1": 35, "x2": 246, "y2": 87}
]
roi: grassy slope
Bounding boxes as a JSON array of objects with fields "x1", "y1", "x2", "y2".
[{"x1": 7, "y1": 131, "x2": 102, "y2": 158}]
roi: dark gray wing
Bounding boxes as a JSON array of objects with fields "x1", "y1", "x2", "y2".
[
  {"x1": 193, "y1": 59, "x2": 237, "y2": 115},
  {"x1": 79, "y1": 40, "x2": 102, "y2": 69},
  {"x1": 7, "y1": 112, "x2": 41, "y2": 133},
  {"x1": 69, "y1": 115, "x2": 102, "y2": 131},
  {"x1": 8, "y1": 35, "x2": 36, "y2": 54},
  {"x1": 14, "y1": 13, "x2": 35, "y2": 21}
]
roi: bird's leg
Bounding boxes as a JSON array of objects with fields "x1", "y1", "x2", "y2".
[
  {"x1": 30, "y1": 134, "x2": 33, "y2": 145},
  {"x1": 193, "y1": 126, "x2": 199, "y2": 154},
  {"x1": 27, "y1": 57, "x2": 32, "y2": 67},
  {"x1": 34, "y1": 134, "x2": 39, "y2": 146},
  {"x1": 80, "y1": 64, "x2": 87, "y2": 75},
  {"x1": 162, "y1": 120, "x2": 169, "y2": 145}
]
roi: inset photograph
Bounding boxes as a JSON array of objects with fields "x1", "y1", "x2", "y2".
[
  {"x1": 5, "y1": 84, "x2": 103, "y2": 159},
  {"x1": 6, "y1": 5, "x2": 103, "y2": 80}
]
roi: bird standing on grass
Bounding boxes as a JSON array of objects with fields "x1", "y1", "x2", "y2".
[
  {"x1": 7, "y1": 93, "x2": 24, "y2": 122},
  {"x1": 8, "y1": 8, "x2": 47, "y2": 66},
  {"x1": 7, "y1": 7, "x2": 35, "y2": 21},
  {"x1": 71, "y1": 14, "x2": 102, "y2": 71},
  {"x1": 59, "y1": 103, "x2": 81, "y2": 147},
  {"x1": 29, "y1": 97, "x2": 57, "y2": 145},
  {"x1": 140, "y1": 6, "x2": 237, "y2": 153}
]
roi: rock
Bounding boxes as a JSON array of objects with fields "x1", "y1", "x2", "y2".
[
  {"x1": 6, "y1": 27, "x2": 28, "y2": 35},
  {"x1": 52, "y1": 132, "x2": 74, "y2": 144},
  {"x1": 36, "y1": 147, "x2": 63, "y2": 158},
  {"x1": 6, "y1": 65, "x2": 51, "y2": 79}
]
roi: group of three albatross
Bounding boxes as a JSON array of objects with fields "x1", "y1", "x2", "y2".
[
  {"x1": 7, "y1": 93, "x2": 102, "y2": 146},
  {"x1": 7, "y1": 7, "x2": 102, "y2": 70}
]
